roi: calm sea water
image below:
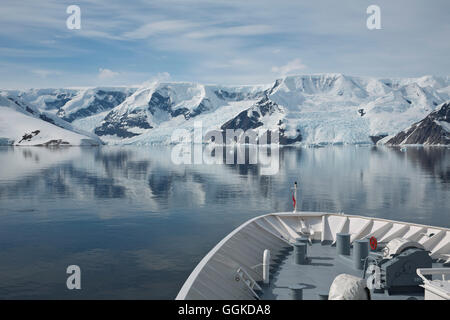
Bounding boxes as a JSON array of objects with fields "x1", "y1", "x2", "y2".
[{"x1": 0, "y1": 145, "x2": 448, "y2": 299}]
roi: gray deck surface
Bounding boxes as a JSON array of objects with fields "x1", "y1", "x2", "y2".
[{"x1": 259, "y1": 242, "x2": 439, "y2": 300}]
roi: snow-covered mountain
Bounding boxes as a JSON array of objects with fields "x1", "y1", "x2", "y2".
[
  {"x1": 2, "y1": 74, "x2": 450, "y2": 146},
  {"x1": 93, "y1": 82, "x2": 268, "y2": 144},
  {"x1": 384, "y1": 102, "x2": 450, "y2": 145},
  {"x1": 9, "y1": 87, "x2": 136, "y2": 121},
  {"x1": 0, "y1": 92, "x2": 103, "y2": 146},
  {"x1": 265, "y1": 74, "x2": 449, "y2": 145}
]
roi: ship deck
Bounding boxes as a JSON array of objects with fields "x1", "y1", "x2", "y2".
[
  {"x1": 176, "y1": 212, "x2": 450, "y2": 300},
  {"x1": 259, "y1": 241, "x2": 444, "y2": 300}
]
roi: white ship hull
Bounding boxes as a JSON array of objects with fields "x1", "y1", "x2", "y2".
[{"x1": 176, "y1": 212, "x2": 450, "y2": 300}]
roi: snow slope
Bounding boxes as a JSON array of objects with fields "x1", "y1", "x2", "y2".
[
  {"x1": 0, "y1": 93, "x2": 103, "y2": 146},
  {"x1": 0, "y1": 107, "x2": 101, "y2": 146}
]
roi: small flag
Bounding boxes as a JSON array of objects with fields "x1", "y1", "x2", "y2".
[{"x1": 292, "y1": 193, "x2": 296, "y2": 209}]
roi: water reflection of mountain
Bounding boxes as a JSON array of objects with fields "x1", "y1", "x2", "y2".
[
  {"x1": 399, "y1": 147, "x2": 449, "y2": 185},
  {"x1": 0, "y1": 146, "x2": 449, "y2": 227},
  {"x1": 0, "y1": 162, "x2": 127, "y2": 199}
]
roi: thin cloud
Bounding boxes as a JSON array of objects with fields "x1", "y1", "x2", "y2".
[
  {"x1": 141, "y1": 72, "x2": 171, "y2": 87},
  {"x1": 31, "y1": 69, "x2": 61, "y2": 78},
  {"x1": 186, "y1": 24, "x2": 277, "y2": 39},
  {"x1": 98, "y1": 68, "x2": 119, "y2": 79},
  {"x1": 122, "y1": 20, "x2": 199, "y2": 40},
  {"x1": 272, "y1": 59, "x2": 307, "y2": 76}
]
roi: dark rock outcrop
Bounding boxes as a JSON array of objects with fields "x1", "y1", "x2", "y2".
[
  {"x1": 148, "y1": 90, "x2": 212, "y2": 120},
  {"x1": 61, "y1": 90, "x2": 128, "y2": 122},
  {"x1": 148, "y1": 91, "x2": 172, "y2": 115},
  {"x1": 7, "y1": 97, "x2": 36, "y2": 115},
  {"x1": 279, "y1": 128, "x2": 302, "y2": 145},
  {"x1": 219, "y1": 96, "x2": 302, "y2": 145},
  {"x1": 147, "y1": 90, "x2": 191, "y2": 119},
  {"x1": 221, "y1": 96, "x2": 281, "y2": 132},
  {"x1": 95, "y1": 109, "x2": 153, "y2": 138},
  {"x1": 386, "y1": 102, "x2": 450, "y2": 145},
  {"x1": 18, "y1": 130, "x2": 41, "y2": 143},
  {"x1": 214, "y1": 89, "x2": 263, "y2": 101},
  {"x1": 189, "y1": 98, "x2": 212, "y2": 118},
  {"x1": 45, "y1": 93, "x2": 74, "y2": 110},
  {"x1": 37, "y1": 139, "x2": 70, "y2": 146},
  {"x1": 370, "y1": 134, "x2": 388, "y2": 144}
]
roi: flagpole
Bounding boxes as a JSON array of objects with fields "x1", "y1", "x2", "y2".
[{"x1": 293, "y1": 181, "x2": 297, "y2": 213}]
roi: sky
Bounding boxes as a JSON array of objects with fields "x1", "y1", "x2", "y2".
[{"x1": 0, "y1": 0, "x2": 449, "y2": 88}]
